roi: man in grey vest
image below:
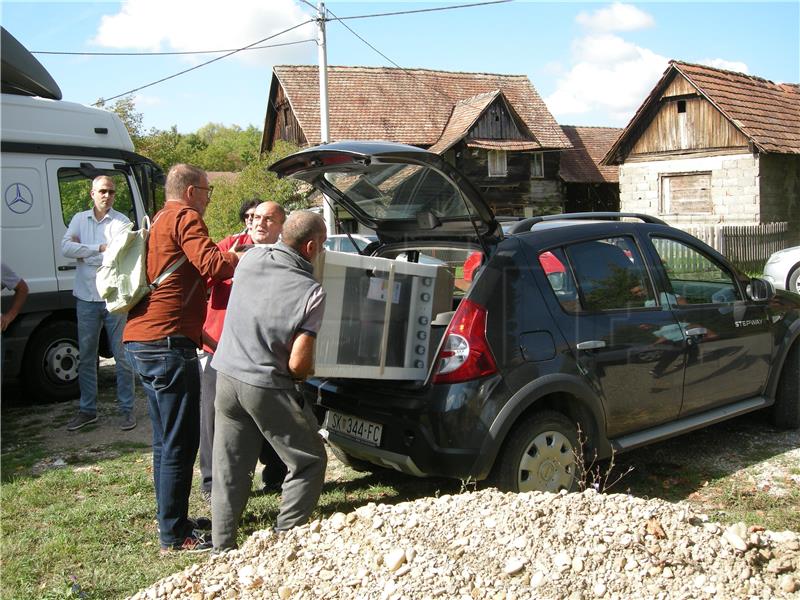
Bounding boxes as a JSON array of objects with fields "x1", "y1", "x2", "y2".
[{"x1": 210, "y1": 211, "x2": 328, "y2": 550}]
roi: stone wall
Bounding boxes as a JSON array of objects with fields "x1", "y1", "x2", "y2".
[{"x1": 619, "y1": 153, "x2": 759, "y2": 224}]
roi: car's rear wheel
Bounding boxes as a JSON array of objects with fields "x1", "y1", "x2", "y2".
[
  {"x1": 771, "y1": 344, "x2": 799, "y2": 429},
  {"x1": 491, "y1": 410, "x2": 580, "y2": 493}
]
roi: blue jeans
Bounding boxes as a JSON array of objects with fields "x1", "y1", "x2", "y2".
[
  {"x1": 76, "y1": 299, "x2": 134, "y2": 415},
  {"x1": 125, "y1": 339, "x2": 200, "y2": 547}
]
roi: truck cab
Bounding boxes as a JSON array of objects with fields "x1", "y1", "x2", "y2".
[{"x1": 1, "y1": 27, "x2": 163, "y2": 401}]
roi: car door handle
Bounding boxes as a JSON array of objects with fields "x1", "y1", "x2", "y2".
[
  {"x1": 685, "y1": 327, "x2": 708, "y2": 337},
  {"x1": 58, "y1": 265, "x2": 77, "y2": 271},
  {"x1": 577, "y1": 340, "x2": 606, "y2": 350}
]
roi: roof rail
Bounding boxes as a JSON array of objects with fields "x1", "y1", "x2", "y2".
[{"x1": 505, "y1": 212, "x2": 667, "y2": 234}]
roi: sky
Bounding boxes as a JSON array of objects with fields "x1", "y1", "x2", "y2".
[{"x1": 2, "y1": 0, "x2": 798, "y2": 134}]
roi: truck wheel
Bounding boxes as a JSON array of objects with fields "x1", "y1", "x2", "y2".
[
  {"x1": 22, "y1": 321, "x2": 80, "y2": 402},
  {"x1": 491, "y1": 410, "x2": 580, "y2": 493},
  {"x1": 771, "y1": 344, "x2": 799, "y2": 429}
]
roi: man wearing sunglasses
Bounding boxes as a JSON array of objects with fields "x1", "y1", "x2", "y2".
[{"x1": 62, "y1": 175, "x2": 136, "y2": 432}]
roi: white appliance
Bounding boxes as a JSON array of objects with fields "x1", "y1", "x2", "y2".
[{"x1": 314, "y1": 251, "x2": 454, "y2": 380}]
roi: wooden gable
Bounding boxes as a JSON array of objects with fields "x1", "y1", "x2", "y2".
[
  {"x1": 467, "y1": 96, "x2": 528, "y2": 142},
  {"x1": 629, "y1": 72, "x2": 749, "y2": 157}
]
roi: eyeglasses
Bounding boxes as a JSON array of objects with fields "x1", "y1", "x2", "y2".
[{"x1": 193, "y1": 185, "x2": 214, "y2": 199}]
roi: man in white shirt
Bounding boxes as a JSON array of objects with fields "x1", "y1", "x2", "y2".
[{"x1": 61, "y1": 175, "x2": 136, "y2": 431}]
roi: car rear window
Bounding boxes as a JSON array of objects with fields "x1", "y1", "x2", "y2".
[{"x1": 540, "y1": 236, "x2": 656, "y2": 312}]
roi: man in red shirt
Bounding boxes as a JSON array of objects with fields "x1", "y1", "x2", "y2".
[
  {"x1": 124, "y1": 164, "x2": 239, "y2": 554},
  {"x1": 199, "y1": 200, "x2": 288, "y2": 502}
]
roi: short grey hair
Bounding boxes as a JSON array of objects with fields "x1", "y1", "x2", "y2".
[
  {"x1": 282, "y1": 211, "x2": 326, "y2": 249},
  {"x1": 92, "y1": 175, "x2": 115, "y2": 190},
  {"x1": 165, "y1": 164, "x2": 206, "y2": 199}
]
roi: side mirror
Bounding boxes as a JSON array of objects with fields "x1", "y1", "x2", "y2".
[{"x1": 747, "y1": 278, "x2": 775, "y2": 301}]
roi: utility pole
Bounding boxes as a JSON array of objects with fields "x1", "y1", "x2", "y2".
[{"x1": 317, "y1": 1, "x2": 335, "y2": 234}]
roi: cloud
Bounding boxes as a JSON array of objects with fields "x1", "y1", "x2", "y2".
[
  {"x1": 575, "y1": 2, "x2": 655, "y2": 32},
  {"x1": 545, "y1": 34, "x2": 668, "y2": 124},
  {"x1": 90, "y1": 0, "x2": 315, "y2": 66},
  {"x1": 696, "y1": 58, "x2": 749, "y2": 74}
]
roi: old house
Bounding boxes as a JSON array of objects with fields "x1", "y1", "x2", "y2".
[
  {"x1": 559, "y1": 126, "x2": 622, "y2": 213},
  {"x1": 261, "y1": 65, "x2": 571, "y2": 217},
  {"x1": 603, "y1": 60, "x2": 800, "y2": 235}
]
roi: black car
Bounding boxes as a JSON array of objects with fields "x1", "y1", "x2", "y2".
[{"x1": 270, "y1": 141, "x2": 800, "y2": 493}]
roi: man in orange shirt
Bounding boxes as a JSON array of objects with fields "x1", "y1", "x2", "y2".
[{"x1": 124, "y1": 164, "x2": 239, "y2": 554}]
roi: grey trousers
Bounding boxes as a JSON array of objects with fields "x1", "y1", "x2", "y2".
[
  {"x1": 211, "y1": 371, "x2": 327, "y2": 550},
  {"x1": 199, "y1": 353, "x2": 288, "y2": 494}
]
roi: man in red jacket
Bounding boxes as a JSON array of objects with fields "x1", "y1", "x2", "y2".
[{"x1": 198, "y1": 200, "x2": 288, "y2": 503}]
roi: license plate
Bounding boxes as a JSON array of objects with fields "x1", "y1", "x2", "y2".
[{"x1": 325, "y1": 411, "x2": 383, "y2": 447}]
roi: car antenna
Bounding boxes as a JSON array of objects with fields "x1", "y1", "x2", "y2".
[{"x1": 321, "y1": 194, "x2": 366, "y2": 255}]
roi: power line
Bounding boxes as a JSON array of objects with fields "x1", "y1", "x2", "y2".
[
  {"x1": 94, "y1": 20, "x2": 313, "y2": 106},
  {"x1": 325, "y1": 6, "x2": 457, "y2": 104},
  {"x1": 33, "y1": 39, "x2": 315, "y2": 56},
  {"x1": 334, "y1": 0, "x2": 512, "y2": 21}
]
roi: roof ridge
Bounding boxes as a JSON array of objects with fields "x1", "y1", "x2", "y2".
[
  {"x1": 561, "y1": 125, "x2": 624, "y2": 130},
  {"x1": 670, "y1": 59, "x2": 796, "y2": 87},
  {"x1": 273, "y1": 64, "x2": 529, "y2": 79}
]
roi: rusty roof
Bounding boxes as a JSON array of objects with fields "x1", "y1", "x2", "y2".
[
  {"x1": 267, "y1": 65, "x2": 570, "y2": 151},
  {"x1": 559, "y1": 126, "x2": 622, "y2": 183},
  {"x1": 604, "y1": 60, "x2": 800, "y2": 164}
]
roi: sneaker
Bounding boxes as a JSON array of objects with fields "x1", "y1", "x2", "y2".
[
  {"x1": 120, "y1": 412, "x2": 137, "y2": 431},
  {"x1": 66, "y1": 412, "x2": 98, "y2": 431},
  {"x1": 160, "y1": 532, "x2": 212, "y2": 555}
]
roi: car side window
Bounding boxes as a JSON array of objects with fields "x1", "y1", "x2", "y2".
[
  {"x1": 651, "y1": 237, "x2": 740, "y2": 304},
  {"x1": 566, "y1": 237, "x2": 655, "y2": 312}
]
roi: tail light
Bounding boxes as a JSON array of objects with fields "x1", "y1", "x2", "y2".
[{"x1": 433, "y1": 299, "x2": 497, "y2": 384}]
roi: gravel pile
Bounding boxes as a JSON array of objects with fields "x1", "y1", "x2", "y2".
[{"x1": 130, "y1": 488, "x2": 799, "y2": 600}]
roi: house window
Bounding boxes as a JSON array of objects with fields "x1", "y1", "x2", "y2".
[
  {"x1": 488, "y1": 150, "x2": 507, "y2": 177},
  {"x1": 531, "y1": 152, "x2": 544, "y2": 178},
  {"x1": 660, "y1": 172, "x2": 712, "y2": 214}
]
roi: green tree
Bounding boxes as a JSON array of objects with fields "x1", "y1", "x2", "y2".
[{"x1": 203, "y1": 141, "x2": 307, "y2": 241}]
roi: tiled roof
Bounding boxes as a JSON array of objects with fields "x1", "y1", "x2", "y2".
[
  {"x1": 559, "y1": 126, "x2": 622, "y2": 183},
  {"x1": 427, "y1": 91, "x2": 499, "y2": 154},
  {"x1": 604, "y1": 60, "x2": 800, "y2": 163},
  {"x1": 272, "y1": 65, "x2": 570, "y2": 150},
  {"x1": 673, "y1": 61, "x2": 800, "y2": 154}
]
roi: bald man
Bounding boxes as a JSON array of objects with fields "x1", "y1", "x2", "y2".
[{"x1": 198, "y1": 200, "x2": 289, "y2": 503}]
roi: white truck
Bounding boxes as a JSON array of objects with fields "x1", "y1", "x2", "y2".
[{"x1": 1, "y1": 27, "x2": 163, "y2": 401}]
